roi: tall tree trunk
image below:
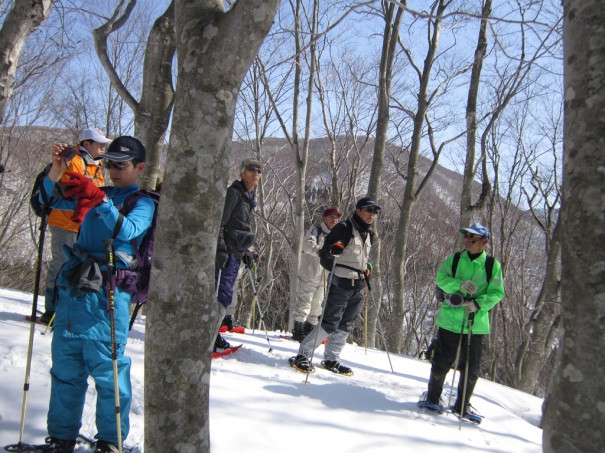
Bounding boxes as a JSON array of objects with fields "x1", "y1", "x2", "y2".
[
  {"x1": 366, "y1": 1, "x2": 404, "y2": 349},
  {"x1": 387, "y1": 0, "x2": 446, "y2": 352},
  {"x1": 515, "y1": 219, "x2": 561, "y2": 393},
  {"x1": 93, "y1": 0, "x2": 176, "y2": 190},
  {"x1": 543, "y1": 0, "x2": 605, "y2": 450},
  {"x1": 0, "y1": 0, "x2": 53, "y2": 123},
  {"x1": 458, "y1": 0, "x2": 491, "y2": 234},
  {"x1": 145, "y1": 2, "x2": 278, "y2": 452}
]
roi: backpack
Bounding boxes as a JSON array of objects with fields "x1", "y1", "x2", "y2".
[
  {"x1": 30, "y1": 163, "x2": 53, "y2": 217},
  {"x1": 434, "y1": 252, "x2": 495, "y2": 302},
  {"x1": 112, "y1": 190, "x2": 160, "y2": 330},
  {"x1": 29, "y1": 153, "x2": 95, "y2": 217}
]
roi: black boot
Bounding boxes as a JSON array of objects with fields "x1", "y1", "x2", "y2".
[
  {"x1": 214, "y1": 334, "x2": 232, "y2": 352},
  {"x1": 291, "y1": 321, "x2": 305, "y2": 342},
  {"x1": 44, "y1": 437, "x2": 76, "y2": 453},
  {"x1": 94, "y1": 440, "x2": 120, "y2": 453},
  {"x1": 302, "y1": 321, "x2": 315, "y2": 336}
]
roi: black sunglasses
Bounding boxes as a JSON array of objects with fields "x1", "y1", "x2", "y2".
[
  {"x1": 246, "y1": 166, "x2": 262, "y2": 174},
  {"x1": 104, "y1": 160, "x2": 130, "y2": 170},
  {"x1": 362, "y1": 207, "x2": 379, "y2": 214}
]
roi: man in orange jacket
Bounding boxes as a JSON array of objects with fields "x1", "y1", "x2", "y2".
[{"x1": 40, "y1": 128, "x2": 110, "y2": 325}]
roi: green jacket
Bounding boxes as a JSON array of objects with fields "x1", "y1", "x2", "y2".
[{"x1": 435, "y1": 250, "x2": 505, "y2": 335}]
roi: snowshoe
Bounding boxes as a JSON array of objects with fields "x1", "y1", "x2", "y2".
[
  {"x1": 450, "y1": 405, "x2": 483, "y2": 424},
  {"x1": 288, "y1": 354, "x2": 316, "y2": 374},
  {"x1": 212, "y1": 344, "x2": 243, "y2": 359},
  {"x1": 320, "y1": 360, "x2": 353, "y2": 376},
  {"x1": 4, "y1": 437, "x2": 76, "y2": 452},
  {"x1": 93, "y1": 440, "x2": 120, "y2": 452},
  {"x1": 417, "y1": 391, "x2": 444, "y2": 413}
]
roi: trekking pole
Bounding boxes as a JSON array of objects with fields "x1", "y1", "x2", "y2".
[
  {"x1": 447, "y1": 309, "x2": 468, "y2": 409},
  {"x1": 304, "y1": 254, "x2": 339, "y2": 385},
  {"x1": 245, "y1": 267, "x2": 272, "y2": 352},
  {"x1": 458, "y1": 311, "x2": 475, "y2": 431},
  {"x1": 215, "y1": 268, "x2": 222, "y2": 300},
  {"x1": 14, "y1": 211, "x2": 49, "y2": 449},
  {"x1": 104, "y1": 239, "x2": 122, "y2": 453},
  {"x1": 363, "y1": 274, "x2": 394, "y2": 373}
]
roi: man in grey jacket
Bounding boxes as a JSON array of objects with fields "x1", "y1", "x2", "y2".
[{"x1": 291, "y1": 207, "x2": 341, "y2": 341}]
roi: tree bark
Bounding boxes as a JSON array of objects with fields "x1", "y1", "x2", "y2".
[
  {"x1": 145, "y1": 1, "x2": 278, "y2": 452},
  {"x1": 366, "y1": 0, "x2": 404, "y2": 349},
  {"x1": 93, "y1": 0, "x2": 176, "y2": 190},
  {"x1": 0, "y1": 0, "x2": 53, "y2": 123},
  {"x1": 543, "y1": 0, "x2": 605, "y2": 450}
]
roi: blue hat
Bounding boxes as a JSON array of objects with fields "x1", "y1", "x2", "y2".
[
  {"x1": 459, "y1": 223, "x2": 490, "y2": 239},
  {"x1": 102, "y1": 136, "x2": 146, "y2": 162},
  {"x1": 356, "y1": 197, "x2": 381, "y2": 210}
]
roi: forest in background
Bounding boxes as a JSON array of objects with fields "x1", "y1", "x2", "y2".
[{"x1": 0, "y1": 0, "x2": 562, "y2": 401}]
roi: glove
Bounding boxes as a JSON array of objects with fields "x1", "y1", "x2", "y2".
[
  {"x1": 242, "y1": 250, "x2": 254, "y2": 269},
  {"x1": 60, "y1": 171, "x2": 104, "y2": 202},
  {"x1": 329, "y1": 241, "x2": 345, "y2": 255},
  {"x1": 463, "y1": 300, "x2": 480, "y2": 313},
  {"x1": 365, "y1": 262, "x2": 373, "y2": 279},
  {"x1": 216, "y1": 251, "x2": 229, "y2": 269},
  {"x1": 71, "y1": 197, "x2": 100, "y2": 224},
  {"x1": 460, "y1": 280, "x2": 478, "y2": 295}
]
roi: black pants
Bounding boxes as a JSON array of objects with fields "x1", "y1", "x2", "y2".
[{"x1": 426, "y1": 327, "x2": 483, "y2": 411}]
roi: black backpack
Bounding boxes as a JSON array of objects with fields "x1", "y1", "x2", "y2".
[
  {"x1": 111, "y1": 190, "x2": 160, "y2": 330},
  {"x1": 30, "y1": 163, "x2": 54, "y2": 217},
  {"x1": 434, "y1": 252, "x2": 495, "y2": 302}
]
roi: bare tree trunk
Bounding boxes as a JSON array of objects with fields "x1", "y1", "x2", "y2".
[
  {"x1": 387, "y1": 0, "x2": 447, "y2": 352},
  {"x1": 515, "y1": 220, "x2": 561, "y2": 393},
  {"x1": 366, "y1": 0, "x2": 404, "y2": 349},
  {"x1": 458, "y1": 0, "x2": 491, "y2": 233},
  {"x1": 0, "y1": 0, "x2": 53, "y2": 123},
  {"x1": 543, "y1": 0, "x2": 605, "y2": 450},
  {"x1": 145, "y1": 2, "x2": 278, "y2": 452},
  {"x1": 93, "y1": 0, "x2": 176, "y2": 190}
]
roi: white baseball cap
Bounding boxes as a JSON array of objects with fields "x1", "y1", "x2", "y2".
[{"x1": 79, "y1": 128, "x2": 111, "y2": 144}]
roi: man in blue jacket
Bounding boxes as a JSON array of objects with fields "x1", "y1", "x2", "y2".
[{"x1": 40, "y1": 136, "x2": 155, "y2": 453}]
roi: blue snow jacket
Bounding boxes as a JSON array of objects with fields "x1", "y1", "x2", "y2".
[{"x1": 41, "y1": 176, "x2": 155, "y2": 344}]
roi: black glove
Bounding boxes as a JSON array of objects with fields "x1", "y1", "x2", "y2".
[
  {"x1": 329, "y1": 241, "x2": 345, "y2": 255},
  {"x1": 242, "y1": 250, "x2": 254, "y2": 269},
  {"x1": 216, "y1": 251, "x2": 229, "y2": 269}
]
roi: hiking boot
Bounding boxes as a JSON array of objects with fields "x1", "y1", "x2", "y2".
[
  {"x1": 288, "y1": 354, "x2": 315, "y2": 373},
  {"x1": 39, "y1": 310, "x2": 55, "y2": 326},
  {"x1": 44, "y1": 437, "x2": 76, "y2": 452},
  {"x1": 291, "y1": 321, "x2": 305, "y2": 342},
  {"x1": 221, "y1": 315, "x2": 234, "y2": 331},
  {"x1": 451, "y1": 404, "x2": 482, "y2": 424},
  {"x1": 302, "y1": 321, "x2": 315, "y2": 336},
  {"x1": 321, "y1": 360, "x2": 353, "y2": 376},
  {"x1": 94, "y1": 440, "x2": 120, "y2": 452},
  {"x1": 214, "y1": 334, "x2": 232, "y2": 352}
]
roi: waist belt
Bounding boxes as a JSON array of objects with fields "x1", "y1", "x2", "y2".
[{"x1": 332, "y1": 275, "x2": 365, "y2": 291}]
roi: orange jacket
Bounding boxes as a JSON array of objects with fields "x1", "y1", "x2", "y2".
[{"x1": 47, "y1": 150, "x2": 105, "y2": 232}]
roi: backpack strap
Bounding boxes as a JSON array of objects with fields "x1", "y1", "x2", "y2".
[
  {"x1": 485, "y1": 255, "x2": 494, "y2": 282},
  {"x1": 451, "y1": 252, "x2": 461, "y2": 277}
]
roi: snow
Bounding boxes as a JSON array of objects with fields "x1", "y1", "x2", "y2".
[{"x1": 0, "y1": 287, "x2": 544, "y2": 452}]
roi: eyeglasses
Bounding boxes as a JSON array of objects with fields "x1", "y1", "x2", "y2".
[
  {"x1": 104, "y1": 160, "x2": 131, "y2": 170},
  {"x1": 362, "y1": 207, "x2": 379, "y2": 214},
  {"x1": 464, "y1": 233, "x2": 482, "y2": 240},
  {"x1": 246, "y1": 166, "x2": 262, "y2": 174}
]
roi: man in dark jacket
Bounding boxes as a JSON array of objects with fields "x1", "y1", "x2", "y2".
[
  {"x1": 214, "y1": 158, "x2": 261, "y2": 352},
  {"x1": 289, "y1": 197, "x2": 380, "y2": 376}
]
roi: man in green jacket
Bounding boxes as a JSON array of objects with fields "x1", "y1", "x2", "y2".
[{"x1": 419, "y1": 223, "x2": 505, "y2": 422}]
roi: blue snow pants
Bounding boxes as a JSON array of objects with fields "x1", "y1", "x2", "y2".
[
  {"x1": 47, "y1": 334, "x2": 131, "y2": 444},
  {"x1": 216, "y1": 253, "x2": 242, "y2": 308}
]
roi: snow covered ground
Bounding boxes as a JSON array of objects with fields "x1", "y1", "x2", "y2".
[{"x1": 0, "y1": 287, "x2": 544, "y2": 452}]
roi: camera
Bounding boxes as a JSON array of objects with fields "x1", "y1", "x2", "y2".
[
  {"x1": 58, "y1": 146, "x2": 78, "y2": 161},
  {"x1": 445, "y1": 292, "x2": 464, "y2": 306}
]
